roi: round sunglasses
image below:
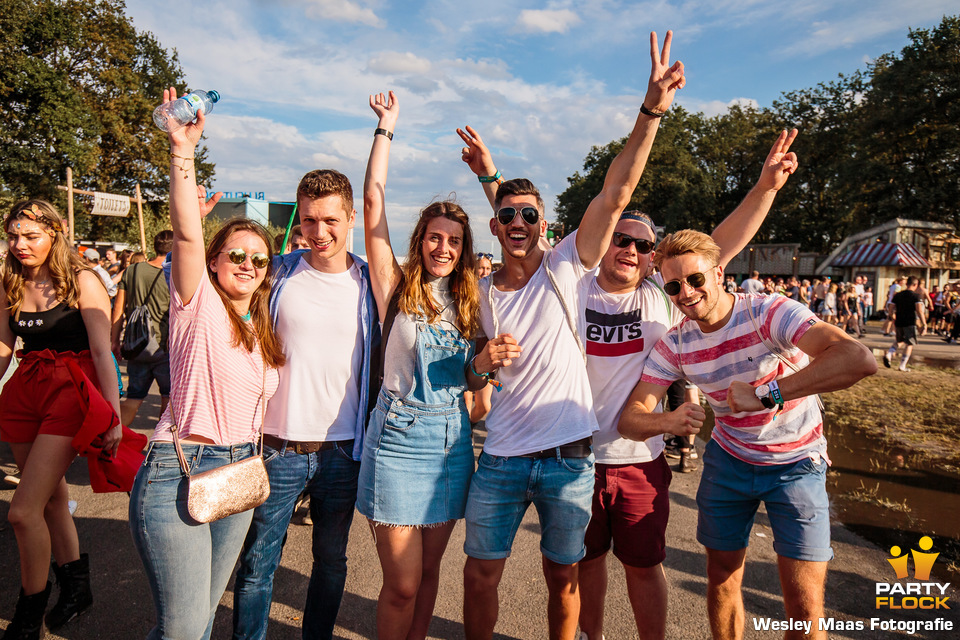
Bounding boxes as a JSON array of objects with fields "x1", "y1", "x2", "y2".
[
  {"x1": 663, "y1": 272, "x2": 707, "y2": 296},
  {"x1": 612, "y1": 232, "x2": 654, "y2": 254},
  {"x1": 496, "y1": 206, "x2": 540, "y2": 226},
  {"x1": 221, "y1": 248, "x2": 270, "y2": 269}
]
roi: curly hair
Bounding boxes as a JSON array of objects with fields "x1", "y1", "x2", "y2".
[
  {"x1": 2, "y1": 200, "x2": 89, "y2": 316},
  {"x1": 398, "y1": 201, "x2": 480, "y2": 339}
]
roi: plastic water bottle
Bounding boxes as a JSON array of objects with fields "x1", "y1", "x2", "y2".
[{"x1": 152, "y1": 90, "x2": 221, "y2": 132}]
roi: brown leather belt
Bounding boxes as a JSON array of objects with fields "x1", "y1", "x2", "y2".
[
  {"x1": 517, "y1": 436, "x2": 593, "y2": 459},
  {"x1": 262, "y1": 434, "x2": 354, "y2": 455}
]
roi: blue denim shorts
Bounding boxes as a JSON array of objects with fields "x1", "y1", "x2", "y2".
[
  {"x1": 696, "y1": 439, "x2": 833, "y2": 562},
  {"x1": 464, "y1": 450, "x2": 595, "y2": 565},
  {"x1": 126, "y1": 356, "x2": 171, "y2": 399}
]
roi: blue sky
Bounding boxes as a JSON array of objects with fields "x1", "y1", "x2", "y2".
[{"x1": 125, "y1": 0, "x2": 955, "y2": 256}]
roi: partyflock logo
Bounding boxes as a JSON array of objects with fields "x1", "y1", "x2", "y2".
[{"x1": 876, "y1": 536, "x2": 950, "y2": 610}]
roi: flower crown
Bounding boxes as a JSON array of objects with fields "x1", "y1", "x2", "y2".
[{"x1": 14, "y1": 204, "x2": 63, "y2": 235}]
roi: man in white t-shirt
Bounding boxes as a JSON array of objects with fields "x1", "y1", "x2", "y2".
[
  {"x1": 233, "y1": 170, "x2": 380, "y2": 640},
  {"x1": 457, "y1": 31, "x2": 685, "y2": 640},
  {"x1": 577, "y1": 127, "x2": 802, "y2": 640},
  {"x1": 618, "y1": 230, "x2": 876, "y2": 640}
]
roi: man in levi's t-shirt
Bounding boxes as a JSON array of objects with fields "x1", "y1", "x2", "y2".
[
  {"x1": 578, "y1": 127, "x2": 805, "y2": 640},
  {"x1": 618, "y1": 230, "x2": 876, "y2": 640}
]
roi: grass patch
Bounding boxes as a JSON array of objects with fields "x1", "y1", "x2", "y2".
[
  {"x1": 822, "y1": 359, "x2": 960, "y2": 474},
  {"x1": 841, "y1": 480, "x2": 911, "y2": 513}
]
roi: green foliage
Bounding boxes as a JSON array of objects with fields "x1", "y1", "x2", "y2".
[
  {"x1": 0, "y1": 0, "x2": 215, "y2": 248},
  {"x1": 555, "y1": 15, "x2": 960, "y2": 254}
]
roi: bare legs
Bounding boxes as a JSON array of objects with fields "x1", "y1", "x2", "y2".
[
  {"x1": 578, "y1": 554, "x2": 668, "y2": 640},
  {"x1": 8, "y1": 435, "x2": 80, "y2": 595},
  {"x1": 706, "y1": 547, "x2": 827, "y2": 640},
  {"x1": 463, "y1": 555, "x2": 580, "y2": 640},
  {"x1": 373, "y1": 520, "x2": 456, "y2": 640}
]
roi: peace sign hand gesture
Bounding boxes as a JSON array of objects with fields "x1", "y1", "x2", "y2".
[
  {"x1": 757, "y1": 129, "x2": 800, "y2": 192},
  {"x1": 644, "y1": 30, "x2": 686, "y2": 115}
]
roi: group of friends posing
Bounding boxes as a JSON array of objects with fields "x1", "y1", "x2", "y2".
[{"x1": 0, "y1": 31, "x2": 878, "y2": 640}]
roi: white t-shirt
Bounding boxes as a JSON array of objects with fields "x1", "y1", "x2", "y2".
[
  {"x1": 264, "y1": 258, "x2": 363, "y2": 441},
  {"x1": 478, "y1": 232, "x2": 598, "y2": 456},
  {"x1": 585, "y1": 273, "x2": 680, "y2": 463}
]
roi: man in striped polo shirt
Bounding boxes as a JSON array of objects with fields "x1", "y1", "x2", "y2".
[{"x1": 618, "y1": 230, "x2": 877, "y2": 640}]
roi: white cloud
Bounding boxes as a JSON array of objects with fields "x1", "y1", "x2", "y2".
[
  {"x1": 516, "y1": 9, "x2": 581, "y2": 34},
  {"x1": 303, "y1": 0, "x2": 383, "y2": 27},
  {"x1": 367, "y1": 52, "x2": 433, "y2": 75},
  {"x1": 679, "y1": 97, "x2": 760, "y2": 118}
]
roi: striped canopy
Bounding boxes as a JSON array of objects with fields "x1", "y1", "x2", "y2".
[{"x1": 832, "y1": 242, "x2": 932, "y2": 268}]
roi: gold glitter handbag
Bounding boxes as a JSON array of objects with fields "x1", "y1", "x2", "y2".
[{"x1": 169, "y1": 370, "x2": 271, "y2": 523}]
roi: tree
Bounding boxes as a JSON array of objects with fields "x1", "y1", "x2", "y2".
[
  {"x1": 0, "y1": 0, "x2": 215, "y2": 249},
  {"x1": 855, "y1": 16, "x2": 960, "y2": 230}
]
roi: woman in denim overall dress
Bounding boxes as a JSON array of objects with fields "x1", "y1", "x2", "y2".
[{"x1": 358, "y1": 91, "x2": 488, "y2": 639}]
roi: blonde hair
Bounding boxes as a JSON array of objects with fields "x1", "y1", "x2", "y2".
[
  {"x1": 399, "y1": 201, "x2": 480, "y2": 339},
  {"x1": 2, "y1": 200, "x2": 89, "y2": 316},
  {"x1": 653, "y1": 229, "x2": 721, "y2": 269}
]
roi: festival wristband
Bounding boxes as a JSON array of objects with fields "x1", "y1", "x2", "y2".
[
  {"x1": 639, "y1": 104, "x2": 666, "y2": 118},
  {"x1": 470, "y1": 355, "x2": 503, "y2": 392},
  {"x1": 478, "y1": 170, "x2": 502, "y2": 184},
  {"x1": 374, "y1": 128, "x2": 394, "y2": 140}
]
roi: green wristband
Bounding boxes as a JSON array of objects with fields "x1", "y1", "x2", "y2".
[{"x1": 478, "y1": 170, "x2": 502, "y2": 184}]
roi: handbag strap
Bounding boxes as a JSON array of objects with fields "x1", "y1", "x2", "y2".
[{"x1": 169, "y1": 359, "x2": 267, "y2": 478}]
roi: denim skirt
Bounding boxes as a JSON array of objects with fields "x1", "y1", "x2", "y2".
[{"x1": 357, "y1": 388, "x2": 475, "y2": 526}]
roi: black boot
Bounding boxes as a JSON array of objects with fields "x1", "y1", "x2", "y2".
[
  {"x1": 2, "y1": 582, "x2": 50, "y2": 640},
  {"x1": 45, "y1": 553, "x2": 92, "y2": 630}
]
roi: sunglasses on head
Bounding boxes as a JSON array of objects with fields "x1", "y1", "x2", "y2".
[
  {"x1": 663, "y1": 272, "x2": 707, "y2": 296},
  {"x1": 611, "y1": 232, "x2": 654, "y2": 254},
  {"x1": 477, "y1": 252, "x2": 494, "y2": 259},
  {"x1": 222, "y1": 248, "x2": 269, "y2": 269},
  {"x1": 496, "y1": 206, "x2": 540, "y2": 226}
]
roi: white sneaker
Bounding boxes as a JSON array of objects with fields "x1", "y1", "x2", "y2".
[
  {"x1": 579, "y1": 633, "x2": 605, "y2": 640},
  {"x1": 68, "y1": 500, "x2": 78, "y2": 515}
]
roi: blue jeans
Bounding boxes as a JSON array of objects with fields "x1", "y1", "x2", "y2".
[
  {"x1": 232, "y1": 442, "x2": 360, "y2": 640},
  {"x1": 464, "y1": 450, "x2": 595, "y2": 565},
  {"x1": 129, "y1": 441, "x2": 257, "y2": 640}
]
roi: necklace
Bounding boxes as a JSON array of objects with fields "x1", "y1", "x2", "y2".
[{"x1": 241, "y1": 311, "x2": 252, "y2": 322}]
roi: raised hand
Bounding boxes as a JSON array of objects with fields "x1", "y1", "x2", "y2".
[
  {"x1": 757, "y1": 129, "x2": 800, "y2": 192},
  {"x1": 369, "y1": 90, "x2": 399, "y2": 132},
  {"x1": 164, "y1": 86, "x2": 205, "y2": 151},
  {"x1": 457, "y1": 126, "x2": 497, "y2": 177},
  {"x1": 197, "y1": 184, "x2": 223, "y2": 218},
  {"x1": 644, "y1": 30, "x2": 686, "y2": 114}
]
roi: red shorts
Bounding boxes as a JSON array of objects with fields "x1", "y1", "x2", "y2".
[
  {"x1": 0, "y1": 350, "x2": 102, "y2": 443},
  {"x1": 583, "y1": 454, "x2": 672, "y2": 568}
]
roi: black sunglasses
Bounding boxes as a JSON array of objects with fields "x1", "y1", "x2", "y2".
[
  {"x1": 222, "y1": 248, "x2": 269, "y2": 269},
  {"x1": 612, "y1": 232, "x2": 654, "y2": 254},
  {"x1": 496, "y1": 206, "x2": 540, "y2": 226},
  {"x1": 663, "y1": 272, "x2": 707, "y2": 296}
]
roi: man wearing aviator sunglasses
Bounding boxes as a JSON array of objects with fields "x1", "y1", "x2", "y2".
[
  {"x1": 619, "y1": 229, "x2": 876, "y2": 640},
  {"x1": 455, "y1": 29, "x2": 686, "y2": 640}
]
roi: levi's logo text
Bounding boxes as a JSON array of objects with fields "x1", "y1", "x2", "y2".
[{"x1": 585, "y1": 308, "x2": 644, "y2": 357}]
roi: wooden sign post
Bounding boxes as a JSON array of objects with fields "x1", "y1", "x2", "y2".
[{"x1": 58, "y1": 167, "x2": 148, "y2": 250}]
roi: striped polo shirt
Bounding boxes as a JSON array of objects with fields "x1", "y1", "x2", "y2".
[{"x1": 641, "y1": 293, "x2": 826, "y2": 465}]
